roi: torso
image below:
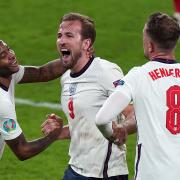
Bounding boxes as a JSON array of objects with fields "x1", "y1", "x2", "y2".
[
  {"x1": 61, "y1": 57, "x2": 128, "y2": 178},
  {"x1": 125, "y1": 59, "x2": 180, "y2": 180}
]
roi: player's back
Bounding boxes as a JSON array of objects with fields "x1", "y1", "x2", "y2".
[{"x1": 132, "y1": 60, "x2": 180, "y2": 180}]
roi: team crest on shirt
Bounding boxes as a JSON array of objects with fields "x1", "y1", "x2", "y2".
[
  {"x1": 3, "y1": 119, "x2": 16, "y2": 132},
  {"x1": 113, "y1": 79, "x2": 125, "y2": 87},
  {"x1": 69, "y1": 83, "x2": 77, "y2": 96}
]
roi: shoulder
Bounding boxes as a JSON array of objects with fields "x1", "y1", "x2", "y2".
[
  {"x1": 128, "y1": 66, "x2": 141, "y2": 74},
  {"x1": 61, "y1": 70, "x2": 71, "y2": 82},
  {"x1": 127, "y1": 62, "x2": 150, "y2": 76},
  {"x1": 0, "y1": 98, "x2": 16, "y2": 119},
  {"x1": 128, "y1": 62, "x2": 155, "y2": 77},
  {"x1": 94, "y1": 57, "x2": 123, "y2": 75},
  {"x1": 123, "y1": 65, "x2": 146, "y2": 87},
  {"x1": 12, "y1": 65, "x2": 25, "y2": 83}
]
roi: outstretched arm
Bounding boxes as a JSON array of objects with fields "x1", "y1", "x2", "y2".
[
  {"x1": 108, "y1": 104, "x2": 136, "y2": 145},
  {"x1": 19, "y1": 59, "x2": 67, "y2": 83},
  {"x1": 5, "y1": 118, "x2": 63, "y2": 161},
  {"x1": 95, "y1": 88, "x2": 135, "y2": 145}
]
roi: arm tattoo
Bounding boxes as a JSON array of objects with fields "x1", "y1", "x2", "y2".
[{"x1": 19, "y1": 59, "x2": 67, "y2": 83}]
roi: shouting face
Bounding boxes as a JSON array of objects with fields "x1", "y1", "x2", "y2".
[
  {"x1": 56, "y1": 20, "x2": 86, "y2": 71},
  {"x1": 0, "y1": 41, "x2": 19, "y2": 77}
]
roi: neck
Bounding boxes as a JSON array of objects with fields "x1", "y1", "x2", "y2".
[
  {"x1": 0, "y1": 76, "x2": 12, "y2": 88},
  {"x1": 149, "y1": 51, "x2": 175, "y2": 61},
  {"x1": 71, "y1": 55, "x2": 91, "y2": 73}
]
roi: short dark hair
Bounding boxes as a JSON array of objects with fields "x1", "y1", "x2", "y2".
[
  {"x1": 146, "y1": 12, "x2": 180, "y2": 49},
  {"x1": 61, "y1": 12, "x2": 96, "y2": 46}
]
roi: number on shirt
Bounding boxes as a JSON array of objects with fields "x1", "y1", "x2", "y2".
[
  {"x1": 68, "y1": 97, "x2": 75, "y2": 119},
  {"x1": 166, "y1": 85, "x2": 180, "y2": 134}
]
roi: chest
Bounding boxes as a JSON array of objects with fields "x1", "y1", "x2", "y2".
[{"x1": 61, "y1": 78, "x2": 107, "y2": 120}]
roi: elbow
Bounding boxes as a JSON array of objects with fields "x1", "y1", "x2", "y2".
[
  {"x1": 17, "y1": 155, "x2": 28, "y2": 161},
  {"x1": 16, "y1": 151, "x2": 31, "y2": 161},
  {"x1": 15, "y1": 147, "x2": 33, "y2": 161},
  {"x1": 16, "y1": 153, "x2": 29, "y2": 161},
  {"x1": 95, "y1": 113, "x2": 105, "y2": 128},
  {"x1": 95, "y1": 112, "x2": 111, "y2": 129},
  {"x1": 95, "y1": 114, "x2": 113, "y2": 138}
]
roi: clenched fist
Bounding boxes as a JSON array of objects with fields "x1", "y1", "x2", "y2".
[{"x1": 41, "y1": 113, "x2": 63, "y2": 141}]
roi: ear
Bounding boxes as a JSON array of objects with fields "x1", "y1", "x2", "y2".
[
  {"x1": 148, "y1": 41, "x2": 154, "y2": 53},
  {"x1": 82, "y1": 39, "x2": 91, "y2": 51}
]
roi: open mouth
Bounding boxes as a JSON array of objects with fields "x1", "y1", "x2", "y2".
[
  {"x1": 61, "y1": 49, "x2": 71, "y2": 58},
  {"x1": 12, "y1": 60, "x2": 17, "y2": 65},
  {"x1": 10, "y1": 59, "x2": 18, "y2": 67}
]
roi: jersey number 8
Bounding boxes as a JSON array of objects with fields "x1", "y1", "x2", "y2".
[{"x1": 166, "y1": 85, "x2": 180, "y2": 134}]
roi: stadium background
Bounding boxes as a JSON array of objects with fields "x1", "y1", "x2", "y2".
[{"x1": 0, "y1": 0, "x2": 179, "y2": 179}]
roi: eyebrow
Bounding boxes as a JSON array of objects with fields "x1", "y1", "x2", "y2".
[{"x1": 57, "y1": 31, "x2": 74, "y2": 36}]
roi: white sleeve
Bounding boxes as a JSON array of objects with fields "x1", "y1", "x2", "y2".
[
  {"x1": 95, "y1": 83, "x2": 132, "y2": 137},
  {"x1": 95, "y1": 66, "x2": 140, "y2": 138},
  {"x1": 122, "y1": 66, "x2": 141, "y2": 98},
  {"x1": 0, "y1": 115, "x2": 22, "y2": 159},
  {"x1": 0, "y1": 117, "x2": 22, "y2": 140},
  {"x1": 0, "y1": 103, "x2": 22, "y2": 140},
  {"x1": 99, "y1": 62, "x2": 124, "y2": 96},
  {"x1": 13, "y1": 65, "x2": 25, "y2": 84}
]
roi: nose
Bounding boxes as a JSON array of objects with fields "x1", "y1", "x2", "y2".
[
  {"x1": 57, "y1": 38, "x2": 65, "y2": 53},
  {"x1": 57, "y1": 35, "x2": 67, "y2": 46}
]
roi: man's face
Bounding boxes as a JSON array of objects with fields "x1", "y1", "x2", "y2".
[
  {"x1": 56, "y1": 20, "x2": 85, "y2": 69},
  {"x1": 0, "y1": 41, "x2": 19, "y2": 77}
]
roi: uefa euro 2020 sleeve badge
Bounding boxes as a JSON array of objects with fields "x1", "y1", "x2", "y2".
[{"x1": 2, "y1": 118, "x2": 16, "y2": 133}]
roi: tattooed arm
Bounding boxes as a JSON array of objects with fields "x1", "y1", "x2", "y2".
[{"x1": 19, "y1": 59, "x2": 67, "y2": 83}]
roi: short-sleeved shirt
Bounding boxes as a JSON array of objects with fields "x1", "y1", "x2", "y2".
[
  {"x1": 61, "y1": 57, "x2": 128, "y2": 178},
  {"x1": 0, "y1": 66, "x2": 24, "y2": 157},
  {"x1": 118, "y1": 60, "x2": 180, "y2": 180}
]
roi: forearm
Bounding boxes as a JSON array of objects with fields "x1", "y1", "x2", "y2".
[
  {"x1": 121, "y1": 104, "x2": 137, "y2": 135},
  {"x1": 19, "y1": 59, "x2": 67, "y2": 83},
  {"x1": 19, "y1": 136, "x2": 54, "y2": 160},
  {"x1": 58, "y1": 125, "x2": 70, "y2": 140},
  {"x1": 6, "y1": 133, "x2": 55, "y2": 161},
  {"x1": 95, "y1": 90, "x2": 131, "y2": 138}
]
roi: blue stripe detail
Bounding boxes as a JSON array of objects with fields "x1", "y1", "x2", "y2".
[
  {"x1": 103, "y1": 142, "x2": 112, "y2": 178},
  {"x1": 134, "y1": 143, "x2": 142, "y2": 180},
  {"x1": 152, "y1": 58, "x2": 177, "y2": 64}
]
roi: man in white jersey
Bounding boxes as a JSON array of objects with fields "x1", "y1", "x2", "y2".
[
  {"x1": 0, "y1": 40, "x2": 67, "y2": 160},
  {"x1": 41, "y1": 12, "x2": 136, "y2": 180},
  {"x1": 95, "y1": 12, "x2": 180, "y2": 180}
]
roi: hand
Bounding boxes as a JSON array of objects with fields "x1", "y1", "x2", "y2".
[
  {"x1": 41, "y1": 114, "x2": 63, "y2": 141},
  {"x1": 109, "y1": 121, "x2": 128, "y2": 146}
]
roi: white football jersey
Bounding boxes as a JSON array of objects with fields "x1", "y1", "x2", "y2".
[
  {"x1": 61, "y1": 57, "x2": 128, "y2": 178},
  {"x1": 120, "y1": 59, "x2": 180, "y2": 180},
  {"x1": 0, "y1": 66, "x2": 24, "y2": 158}
]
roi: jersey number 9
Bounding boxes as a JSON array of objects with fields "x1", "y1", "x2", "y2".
[{"x1": 68, "y1": 97, "x2": 75, "y2": 119}]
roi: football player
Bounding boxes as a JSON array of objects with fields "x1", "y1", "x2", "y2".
[{"x1": 95, "y1": 12, "x2": 180, "y2": 180}]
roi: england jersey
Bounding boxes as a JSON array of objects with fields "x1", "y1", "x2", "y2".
[
  {"x1": 118, "y1": 59, "x2": 180, "y2": 180},
  {"x1": 0, "y1": 66, "x2": 24, "y2": 158},
  {"x1": 61, "y1": 57, "x2": 128, "y2": 178}
]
